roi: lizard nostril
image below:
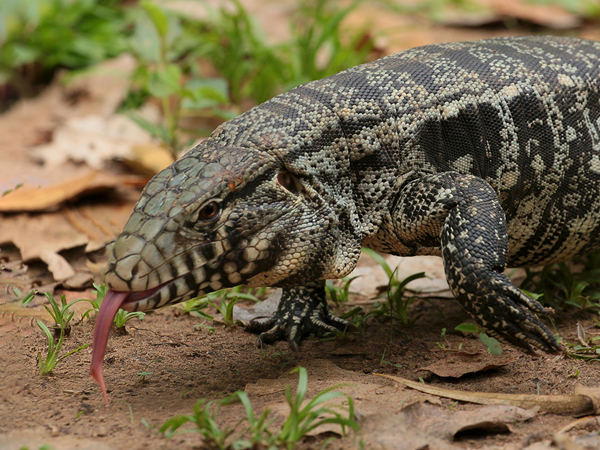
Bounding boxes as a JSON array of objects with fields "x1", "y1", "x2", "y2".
[{"x1": 131, "y1": 265, "x2": 139, "y2": 278}]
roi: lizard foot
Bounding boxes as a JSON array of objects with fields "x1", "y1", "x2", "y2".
[
  {"x1": 456, "y1": 271, "x2": 562, "y2": 354},
  {"x1": 246, "y1": 285, "x2": 352, "y2": 351}
]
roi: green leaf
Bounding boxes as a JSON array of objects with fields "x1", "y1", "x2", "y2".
[
  {"x1": 159, "y1": 415, "x2": 193, "y2": 438},
  {"x1": 147, "y1": 63, "x2": 181, "y2": 98},
  {"x1": 521, "y1": 289, "x2": 544, "y2": 301},
  {"x1": 361, "y1": 248, "x2": 393, "y2": 279},
  {"x1": 182, "y1": 77, "x2": 230, "y2": 109},
  {"x1": 127, "y1": 113, "x2": 172, "y2": 144},
  {"x1": 141, "y1": 0, "x2": 169, "y2": 39},
  {"x1": 454, "y1": 322, "x2": 479, "y2": 333},
  {"x1": 129, "y1": 12, "x2": 161, "y2": 62},
  {"x1": 479, "y1": 333, "x2": 503, "y2": 355}
]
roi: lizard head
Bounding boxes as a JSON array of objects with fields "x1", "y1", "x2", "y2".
[
  {"x1": 92, "y1": 139, "x2": 362, "y2": 404},
  {"x1": 103, "y1": 140, "x2": 361, "y2": 312}
]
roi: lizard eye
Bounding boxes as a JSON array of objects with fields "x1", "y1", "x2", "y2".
[
  {"x1": 197, "y1": 201, "x2": 220, "y2": 222},
  {"x1": 278, "y1": 171, "x2": 300, "y2": 193}
]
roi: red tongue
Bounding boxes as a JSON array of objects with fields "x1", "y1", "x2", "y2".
[{"x1": 91, "y1": 290, "x2": 129, "y2": 406}]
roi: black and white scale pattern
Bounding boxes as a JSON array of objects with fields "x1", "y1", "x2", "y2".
[{"x1": 106, "y1": 36, "x2": 600, "y2": 353}]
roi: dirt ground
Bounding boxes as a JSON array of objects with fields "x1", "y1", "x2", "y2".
[{"x1": 2, "y1": 273, "x2": 600, "y2": 449}]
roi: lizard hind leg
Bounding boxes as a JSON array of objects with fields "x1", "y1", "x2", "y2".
[
  {"x1": 391, "y1": 172, "x2": 560, "y2": 353},
  {"x1": 439, "y1": 174, "x2": 560, "y2": 353}
]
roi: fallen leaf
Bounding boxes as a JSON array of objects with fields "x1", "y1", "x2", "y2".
[
  {"x1": 417, "y1": 351, "x2": 518, "y2": 378},
  {"x1": 244, "y1": 360, "x2": 432, "y2": 438},
  {"x1": 574, "y1": 384, "x2": 600, "y2": 414},
  {"x1": 360, "y1": 401, "x2": 536, "y2": 449},
  {"x1": 375, "y1": 373, "x2": 595, "y2": 415},
  {"x1": 0, "y1": 194, "x2": 137, "y2": 285},
  {"x1": 0, "y1": 214, "x2": 88, "y2": 261},
  {"x1": 566, "y1": 431, "x2": 600, "y2": 449},
  {"x1": 0, "y1": 171, "x2": 142, "y2": 212},
  {"x1": 233, "y1": 289, "x2": 281, "y2": 323},
  {"x1": 31, "y1": 114, "x2": 156, "y2": 169},
  {"x1": 40, "y1": 250, "x2": 75, "y2": 281},
  {"x1": 126, "y1": 143, "x2": 175, "y2": 176}
]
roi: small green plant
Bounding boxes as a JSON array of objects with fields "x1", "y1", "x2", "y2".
[
  {"x1": 210, "y1": 297, "x2": 240, "y2": 328},
  {"x1": 362, "y1": 248, "x2": 427, "y2": 327},
  {"x1": 42, "y1": 292, "x2": 91, "y2": 337},
  {"x1": 520, "y1": 249, "x2": 600, "y2": 311},
  {"x1": 18, "y1": 445, "x2": 55, "y2": 450},
  {"x1": 160, "y1": 366, "x2": 359, "y2": 449},
  {"x1": 180, "y1": 285, "x2": 265, "y2": 330},
  {"x1": 379, "y1": 348, "x2": 402, "y2": 368},
  {"x1": 276, "y1": 367, "x2": 358, "y2": 449},
  {"x1": 561, "y1": 322, "x2": 600, "y2": 361},
  {"x1": 137, "y1": 360, "x2": 156, "y2": 383},
  {"x1": 11, "y1": 286, "x2": 37, "y2": 305},
  {"x1": 82, "y1": 283, "x2": 145, "y2": 331},
  {"x1": 126, "y1": 0, "x2": 232, "y2": 158},
  {"x1": 37, "y1": 293, "x2": 89, "y2": 375},
  {"x1": 0, "y1": 0, "x2": 130, "y2": 100},
  {"x1": 114, "y1": 309, "x2": 146, "y2": 331},
  {"x1": 160, "y1": 397, "x2": 236, "y2": 448},
  {"x1": 37, "y1": 320, "x2": 89, "y2": 375},
  {"x1": 287, "y1": 0, "x2": 373, "y2": 86},
  {"x1": 81, "y1": 283, "x2": 105, "y2": 320},
  {"x1": 435, "y1": 327, "x2": 463, "y2": 351},
  {"x1": 326, "y1": 276, "x2": 360, "y2": 306},
  {"x1": 235, "y1": 391, "x2": 275, "y2": 447},
  {"x1": 454, "y1": 322, "x2": 502, "y2": 355}
]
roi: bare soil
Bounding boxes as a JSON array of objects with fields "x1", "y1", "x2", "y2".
[{"x1": 2, "y1": 288, "x2": 600, "y2": 449}]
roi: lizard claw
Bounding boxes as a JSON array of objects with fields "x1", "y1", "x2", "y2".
[
  {"x1": 246, "y1": 285, "x2": 353, "y2": 350},
  {"x1": 456, "y1": 271, "x2": 562, "y2": 354}
]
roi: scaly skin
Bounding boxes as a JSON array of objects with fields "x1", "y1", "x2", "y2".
[{"x1": 106, "y1": 36, "x2": 600, "y2": 353}]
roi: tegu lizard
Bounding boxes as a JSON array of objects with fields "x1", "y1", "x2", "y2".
[{"x1": 91, "y1": 36, "x2": 600, "y2": 403}]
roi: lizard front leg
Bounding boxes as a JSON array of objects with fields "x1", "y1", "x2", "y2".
[
  {"x1": 391, "y1": 172, "x2": 561, "y2": 353},
  {"x1": 247, "y1": 281, "x2": 351, "y2": 351}
]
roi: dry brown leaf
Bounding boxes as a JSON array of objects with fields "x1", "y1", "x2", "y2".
[
  {"x1": 40, "y1": 250, "x2": 76, "y2": 281},
  {"x1": 0, "y1": 192, "x2": 137, "y2": 286},
  {"x1": 557, "y1": 416, "x2": 600, "y2": 434},
  {"x1": 553, "y1": 432, "x2": 588, "y2": 450},
  {"x1": 361, "y1": 400, "x2": 536, "y2": 449},
  {"x1": 417, "y1": 351, "x2": 518, "y2": 378},
  {"x1": 31, "y1": 114, "x2": 156, "y2": 169},
  {"x1": 360, "y1": 405, "x2": 460, "y2": 450},
  {"x1": 574, "y1": 384, "x2": 600, "y2": 414},
  {"x1": 485, "y1": 0, "x2": 580, "y2": 30},
  {"x1": 0, "y1": 214, "x2": 88, "y2": 261},
  {"x1": 0, "y1": 56, "x2": 134, "y2": 161},
  {"x1": 376, "y1": 373, "x2": 595, "y2": 415},
  {"x1": 0, "y1": 171, "x2": 142, "y2": 212},
  {"x1": 126, "y1": 144, "x2": 176, "y2": 176},
  {"x1": 233, "y1": 289, "x2": 281, "y2": 323}
]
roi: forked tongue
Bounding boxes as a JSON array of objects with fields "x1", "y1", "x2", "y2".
[{"x1": 91, "y1": 290, "x2": 129, "y2": 406}]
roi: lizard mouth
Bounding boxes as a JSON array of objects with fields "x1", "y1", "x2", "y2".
[{"x1": 90, "y1": 283, "x2": 168, "y2": 406}]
